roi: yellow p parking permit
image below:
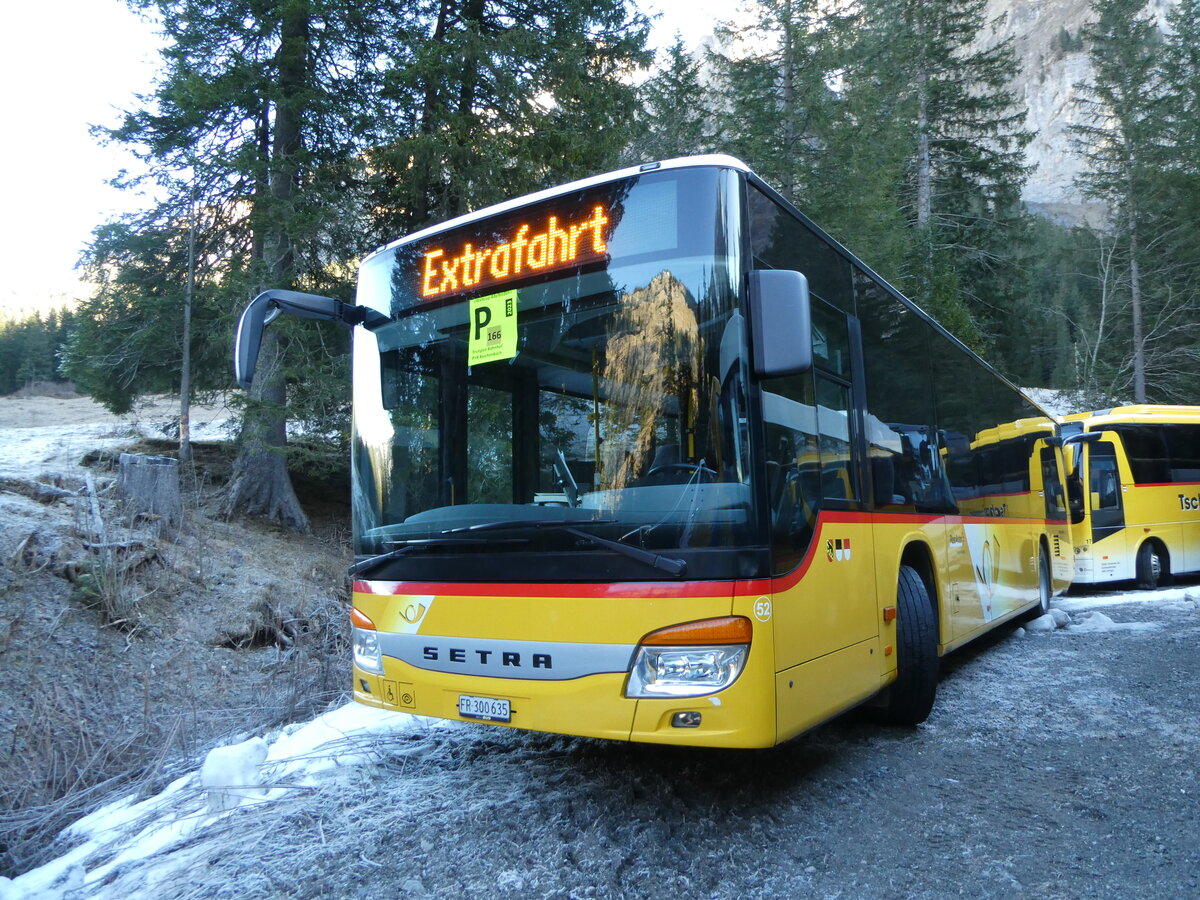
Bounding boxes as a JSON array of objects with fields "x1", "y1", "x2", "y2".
[{"x1": 468, "y1": 290, "x2": 518, "y2": 366}]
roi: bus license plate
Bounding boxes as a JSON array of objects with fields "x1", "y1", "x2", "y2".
[{"x1": 458, "y1": 694, "x2": 511, "y2": 722}]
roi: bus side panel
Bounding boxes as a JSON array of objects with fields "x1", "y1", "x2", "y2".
[
  {"x1": 1182, "y1": 483, "x2": 1200, "y2": 573},
  {"x1": 1073, "y1": 530, "x2": 1130, "y2": 583},
  {"x1": 770, "y1": 516, "x2": 880, "y2": 672},
  {"x1": 1048, "y1": 521, "x2": 1074, "y2": 594},
  {"x1": 944, "y1": 517, "x2": 1041, "y2": 648},
  {"x1": 1125, "y1": 483, "x2": 1194, "y2": 577},
  {"x1": 941, "y1": 516, "x2": 979, "y2": 645},
  {"x1": 770, "y1": 515, "x2": 883, "y2": 741},
  {"x1": 774, "y1": 639, "x2": 884, "y2": 744}
]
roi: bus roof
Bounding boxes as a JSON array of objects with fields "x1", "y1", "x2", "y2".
[
  {"x1": 970, "y1": 417, "x2": 1057, "y2": 446},
  {"x1": 1061, "y1": 405, "x2": 1200, "y2": 428}
]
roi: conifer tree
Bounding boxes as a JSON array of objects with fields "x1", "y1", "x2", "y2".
[
  {"x1": 84, "y1": 0, "x2": 649, "y2": 529},
  {"x1": 1072, "y1": 0, "x2": 1164, "y2": 402},
  {"x1": 90, "y1": 0, "x2": 407, "y2": 529},
  {"x1": 1143, "y1": 0, "x2": 1200, "y2": 401},
  {"x1": 624, "y1": 37, "x2": 718, "y2": 165},
  {"x1": 709, "y1": 0, "x2": 843, "y2": 206},
  {"x1": 367, "y1": 0, "x2": 649, "y2": 239},
  {"x1": 843, "y1": 0, "x2": 1032, "y2": 354}
]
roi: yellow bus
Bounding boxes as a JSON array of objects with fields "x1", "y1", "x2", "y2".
[
  {"x1": 1060, "y1": 405, "x2": 1200, "y2": 588},
  {"x1": 235, "y1": 155, "x2": 1068, "y2": 748}
]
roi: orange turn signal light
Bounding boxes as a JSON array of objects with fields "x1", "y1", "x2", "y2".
[
  {"x1": 640, "y1": 616, "x2": 752, "y2": 646},
  {"x1": 882, "y1": 606, "x2": 897, "y2": 623},
  {"x1": 350, "y1": 607, "x2": 376, "y2": 630}
]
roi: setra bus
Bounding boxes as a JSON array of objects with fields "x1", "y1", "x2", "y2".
[
  {"x1": 235, "y1": 155, "x2": 1070, "y2": 748},
  {"x1": 1059, "y1": 405, "x2": 1200, "y2": 588}
]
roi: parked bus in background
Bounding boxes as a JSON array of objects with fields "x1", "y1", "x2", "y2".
[
  {"x1": 235, "y1": 155, "x2": 1069, "y2": 748},
  {"x1": 1060, "y1": 405, "x2": 1200, "y2": 589}
]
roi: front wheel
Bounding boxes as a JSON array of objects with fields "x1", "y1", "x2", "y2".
[
  {"x1": 873, "y1": 565, "x2": 938, "y2": 726},
  {"x1": 1135, "y1": 542, "x2": 1162, "y2": 590}
]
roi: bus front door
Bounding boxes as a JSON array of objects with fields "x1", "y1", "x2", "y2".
[{"x1": 1087, "y1": 439, "x2": 1127, "y2": 581}]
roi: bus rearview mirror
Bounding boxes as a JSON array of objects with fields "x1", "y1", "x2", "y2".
[
  {"x1": 749, "y1": 270, "x2": 812, "y2": 377},
  {"x1": 234, "y1": 289, "x2": 389, "y2": 389}
]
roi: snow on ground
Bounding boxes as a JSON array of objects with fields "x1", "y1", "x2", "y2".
[
  {"x1": 1, "y1": 705, "x2": 456, "y2": 900},
  {"x1": 4, "y1": 581, "x2": 1197, "y2": 900},
  {"x1": 0, "y1": 395, "x2": 233, "y2": 480}
]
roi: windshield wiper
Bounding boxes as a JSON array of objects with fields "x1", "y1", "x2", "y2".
[
  {"x1": 444, "y1": 519, "x2": 687, "y2": 577},
  {"x1": 348, "y1": 537, "x2": 521, "y2": 578}
]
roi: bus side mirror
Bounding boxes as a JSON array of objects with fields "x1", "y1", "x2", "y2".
[
  {"x1": 234, "y1": 289, "x2": 388, "y2": 389},
  {"x1": 749, "y1": 270, "x2": 812, "y2": 378}
]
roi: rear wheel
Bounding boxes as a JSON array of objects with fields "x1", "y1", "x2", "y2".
[
  {"x1": 1021, "y1": 546, "x2": 1052, "y2": 621},
  {"x1": 1135, "y1": 542, "x2": 1162, "y2": 590},
  {"x1": 873, "y1": 565, "x2": 938, "y2": 726}
]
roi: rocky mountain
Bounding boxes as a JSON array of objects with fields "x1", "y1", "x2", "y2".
[{"x1": 972, "y1": 0, "x2": 1178, "y2": 225}]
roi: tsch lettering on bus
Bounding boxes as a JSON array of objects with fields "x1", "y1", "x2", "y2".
[
  {"x1": 421, "y1": 206, "x2": 609, "y2": 299},
  {"x1": 1180, "y1": 493, "x2": 1200, "y2": 511},
  {"x1": 423, "y1": 645, "x2": 553, "y2": 669}
]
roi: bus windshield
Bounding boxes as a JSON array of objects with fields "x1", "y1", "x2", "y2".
[{"x1": 351, "y1": 166, "x2": 758, "y2": 581}]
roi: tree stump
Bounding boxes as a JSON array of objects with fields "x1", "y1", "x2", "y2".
[{"x1": 117, "y1": 454, "x2": 182, "y2": 528}]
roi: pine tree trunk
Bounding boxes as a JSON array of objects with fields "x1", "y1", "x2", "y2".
[
  {"x1": 180, "y1": 178, "x2": 195, "y2": 465},
  {"x1": 224, "y1": 1, "x2": 311, "y2": 533},
  {"x1": 225, "y1": 329, "x2": 310, "y2": 531},
  {"x1": 1129, "y1": 226, "x2": 1147, "y2": 402}
]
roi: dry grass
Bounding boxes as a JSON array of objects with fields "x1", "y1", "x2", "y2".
[{"x1": 0, "y1": 438, "x2": 353, "y2": 878}]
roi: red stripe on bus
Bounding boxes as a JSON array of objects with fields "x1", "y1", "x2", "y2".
[{"x1": 353, "y1": 509, "x2": 1060, "y2": 599}]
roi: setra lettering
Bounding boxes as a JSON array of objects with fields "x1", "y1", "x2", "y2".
[{"x1": 420, "y1": 643, "x2": 554, "y2": 670}]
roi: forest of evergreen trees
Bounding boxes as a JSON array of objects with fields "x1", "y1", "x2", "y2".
[{"x1": 2, "y1": 0, "x2": 1197, "y2": 524}]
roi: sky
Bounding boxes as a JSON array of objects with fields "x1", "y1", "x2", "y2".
[
  {"x1": 0, "y1": 1, "x2": 162, "y2": 317},
  {"x1": 0, "y1": 0, "x2": 734, "y2": 320}
]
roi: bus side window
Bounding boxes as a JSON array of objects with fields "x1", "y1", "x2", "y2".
[
  {"x1": 815, "y1": 376, "x2": 855, "y2": 500},
  {"x1": 1040, "y1": 446, "x2": 1068, "y2": 521},
  {"x1": 1089, "y1": 445, "x2": 1122, "y2": 511},
  {"x1": 761, "y1": 379, "x2": 822, "y2": 574}
]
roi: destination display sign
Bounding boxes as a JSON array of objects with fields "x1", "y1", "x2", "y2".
[{"x1": 419, "y1": 205, "x2": 611, "y2": 301}]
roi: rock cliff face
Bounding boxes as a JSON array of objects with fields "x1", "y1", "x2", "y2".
[{"x1": 971, "y1": 0, "x2": 1177, "y2": 225}]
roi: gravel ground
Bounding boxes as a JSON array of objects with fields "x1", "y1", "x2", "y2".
[{"x1": 77, "y1": 583, "x2": 1199, "y2": 900}]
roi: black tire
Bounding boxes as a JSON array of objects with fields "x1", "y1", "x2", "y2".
[
  {"x1": 874, "y1": 565, "x2": 939, "y2": 726},
  {"x1": 1135, "y1": 541, "x2": 1161, "y2": 590},
  {"x1": 1020, "y1": 546, "x2": 1052, "y2": 622}
]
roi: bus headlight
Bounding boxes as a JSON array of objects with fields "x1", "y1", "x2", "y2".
[
  {"x1": 352, "y1": 627, "x2": 384, "y2": 674},
  {"x1": 351, "y1": 608, "x2": 384, "y2": 675},
  {"x1": 625, "y1": 616, "x2": 752, "y2": 699}
]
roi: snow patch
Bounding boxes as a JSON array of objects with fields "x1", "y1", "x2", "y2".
[
  {"x1": 1024, "y1": 613, "x2": 1057, "y2": 633},
  {"x1": 1066, "y1": 611, "x2": 1163, "y2": 634},
  {"x1": 1055, "y1": 585, "x2": 1200, "y2": 613},
  {"x1": 1025, "y1": 608, "x2": 1072, "y2": 632},
  {"x1": 6, "y1": 702, "x2": 440, "y2": 899},
  {"x1": 200, "y1": 737, "x2": 268, "y2": 812}
]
